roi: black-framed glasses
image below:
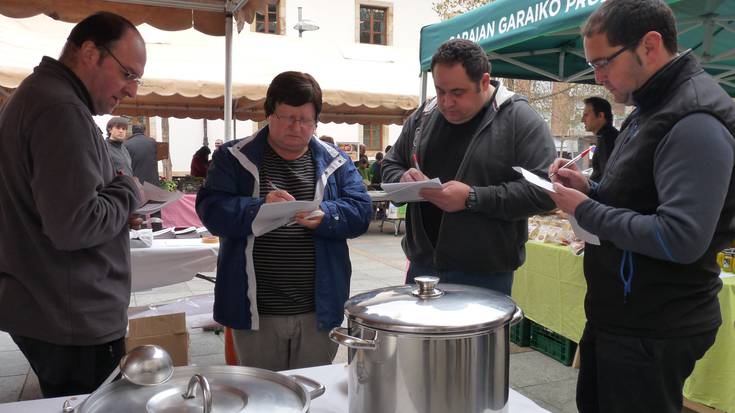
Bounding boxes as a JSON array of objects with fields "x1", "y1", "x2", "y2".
[
  {"x1": 98, "y1": 44, "x2": 143, "y2": 86},
  {"x1": 271, "y1": 112, "x2": 317, "y2": 127},
  {"x1": 587, "y1": 39, "x2": 641, "y2": 71}
]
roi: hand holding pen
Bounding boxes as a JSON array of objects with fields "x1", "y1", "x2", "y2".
[
  {"x1": 549, "y1": 146, "x2": 595, "y2": 179},
  {"x1": 401, "y1": 153, "x2": 428, "y2": 182},
  {"x1": 265, "y1": 180, "x2": 295, "y2": 203}
]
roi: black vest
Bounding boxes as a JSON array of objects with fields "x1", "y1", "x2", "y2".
[{"x1": 584, "y1": 51, "x2": 735, "y2": 337}]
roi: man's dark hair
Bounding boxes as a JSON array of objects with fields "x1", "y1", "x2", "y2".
[
  {"x1": 106, "y1": 116, "x2": 128, "y2": 133},
  {"x1": 264, "y1": 71, "x2": 322, "y2": 119},
  {"x1": 584, "y1": 96, "x2": 613, "y2": 124},
  {"x1": 132, "y1": 124, "x2": 145, "y2": 134},
  {"x1": 430, "y1": 38, "x2": 490, "y2": 83},
  {"x1": 61, "y1": 12, "x2": 141, "y2": 62},
  {"x1": 582, "y1": 0, "x2": 677, "y2": 55},
  {"x1": 375, "y1": 152, "x2": 384, "y2": 161}
]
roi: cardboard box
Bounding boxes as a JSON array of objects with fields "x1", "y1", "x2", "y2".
[{"x1": 126, "y1": 312, "x2": 189, "y2": 367}]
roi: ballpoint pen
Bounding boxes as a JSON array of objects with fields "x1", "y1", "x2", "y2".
[
  {"x1": 267, "y1": 180, "x2": 280, "y2": 191},
  {"x1": 549, "y1": 145, "x2": 595, "y2": 179},
  {"x1": 412, "y1": 153, "x2": 421, "y2": 173}
]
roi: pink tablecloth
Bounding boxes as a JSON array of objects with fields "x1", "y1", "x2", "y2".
[{"x1": 161, "y1": 193, "x2": 203, "y2": 228}]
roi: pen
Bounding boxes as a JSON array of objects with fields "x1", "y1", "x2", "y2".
[
  {"x1": 412, "y1": 153, "x2": 421, "y2": 173},
  {"x1": 549, "y1": 145, "x2": 595, "y2": 179},
  {"x1": 267, "y1": 180, "x2": 280, "y2": 191}
]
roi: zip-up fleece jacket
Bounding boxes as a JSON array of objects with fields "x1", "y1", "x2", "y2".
[
  {"x1": 382, "y1": 81, "x2": 556, "y2": 273},
  {"x1": 196, "y1": 128, "x2": 372, "y2": 331},
  {"x1": 0, "y1": 57, "x2": 140, "y2": 345},
  {"x1": 576, "y1": 51, "x2": 735, "y2": 337}
]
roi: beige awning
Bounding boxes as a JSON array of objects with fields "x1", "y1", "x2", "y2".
[
  {"x1": 0, "y1": 14, "x2": 419, "y2": 125},
  {"x1": 0, "y1": 0, "x2": 272, "y2": 36}
]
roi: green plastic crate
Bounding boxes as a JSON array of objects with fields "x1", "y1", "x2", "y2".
[
  {"x1": 510, "y1": 317, "x2": 531, "y2": 347},
  {"x1": 529, "y1": 322, "x2": 577, "y2": 366}
]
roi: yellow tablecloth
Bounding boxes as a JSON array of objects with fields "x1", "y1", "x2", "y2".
[{"x1": 512, "y1": 241, "x2": 735, "y2": 412}]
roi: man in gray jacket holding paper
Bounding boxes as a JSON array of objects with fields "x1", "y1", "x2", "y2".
[
  {"x1": 0, "y1": 12, "x2": 144, "y2": 397},
  {"x1": 382, "y1": 39, "x2": 555, "y2": 294}
]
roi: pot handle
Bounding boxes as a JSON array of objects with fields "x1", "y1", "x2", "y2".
[
  {"x1": 290, "y1": 374, "x2": 326, "y2": 400},
  {"x1": 510, "y1": 307, "x2": 524, "y2": 326},
  {"x1": 329, "y1": 327, "x2": 376, "y2": 350}
]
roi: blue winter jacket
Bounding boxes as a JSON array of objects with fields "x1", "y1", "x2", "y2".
[{"x1": 196, "y1": 127, "x2": 372, "y2": 331}]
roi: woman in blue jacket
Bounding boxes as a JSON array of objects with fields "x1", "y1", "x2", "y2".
[{"x1": 196, "y1": 71, "x2": 371, "y2": 370}]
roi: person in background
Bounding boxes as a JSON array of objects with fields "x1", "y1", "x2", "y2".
[
  {"x1": 581, "y1": 96, "x2": 618, "y2": 181},
  {"x1": 384, "y1": 144, "x2": 392, "y2": 154},
  {"x1": 106, "y1": 116, "x2": 133, "y2": 176},
  {"x1": 190, "y1": 145, "x2": 211, "y2": 178},
  {"x1": 547, "y1": 1, "x2": 735, "y2": 411},
  {"x1": 357, "y1": 155, "x2": 371, "y2": 186},
  {"x1": 196, "y1": 71, "x2": 371, "y2": 371},
  {"x1": 124, "y1": 123, "x2": 160, "y2": 186},
  {"x1": 0, "y1": 12, "x2": 144, "y2": 397},
  {"x1": 369, "y1": 151, "x2": 384, "y2": 190},
  {"x1": 125, "y1": 123, "x2": 161, "y2": 229},
  {"x1": 382, "y1": 38, "x2": 555, "y2": 295},
  {"x1": 214, "y1": 138, "x2": 224, "y2": 150}
]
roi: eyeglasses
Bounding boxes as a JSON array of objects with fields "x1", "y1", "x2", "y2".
[
  {"x1": 271, "y1": 112, "x2": 317, "y2": 127},
  {"x1": 98, "y1": 44, "x2": 143, "y2": 86},
  {"x1": 587, "y1": 39, "x2": 641, "y2": 71}
]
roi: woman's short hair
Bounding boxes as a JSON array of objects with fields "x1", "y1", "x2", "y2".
[{"x1": 264, "y1": 71, "x2": 322, "y2": 119}]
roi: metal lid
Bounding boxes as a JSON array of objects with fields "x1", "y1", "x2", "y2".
[
  {"x1": 343, "y1": 276, "x2": 519, "y2": 334},
  {"x1": 75, "y1": 365, "x2": 317, "y2": 413}
]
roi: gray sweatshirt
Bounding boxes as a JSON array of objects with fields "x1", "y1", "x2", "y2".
[{"x1": 0, "y1": 57, "x2": 140, "y2": 345}]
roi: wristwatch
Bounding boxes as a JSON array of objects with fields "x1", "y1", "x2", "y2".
[{"x1": 465, "y1": 186, "x2": 478, "y2": 211}]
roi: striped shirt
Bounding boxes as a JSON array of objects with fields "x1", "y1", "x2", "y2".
[{"x1": 253, "y1": 144, "x2": 316, "y2": 315}]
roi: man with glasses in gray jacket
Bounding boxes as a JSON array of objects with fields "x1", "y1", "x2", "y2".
[{"x1": 0, "y1": 12, "x2": 145, "y2": 397}]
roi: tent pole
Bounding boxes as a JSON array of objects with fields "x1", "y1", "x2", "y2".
[
  {"x1": 224, "y1": 12, "x2": 233, "y2": 141},
  {"x1": 420, "y1": 72, "x2": 428, "y2": 103}
]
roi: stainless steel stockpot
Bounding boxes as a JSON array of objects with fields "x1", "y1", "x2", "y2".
[{"x1": 330, "y1": 276, "x2": 522, "y2": 413}]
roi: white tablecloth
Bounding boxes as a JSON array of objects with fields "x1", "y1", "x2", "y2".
[
  {"x1": 131, "y1": 238, "x2": 219, "y2": 292},
  {"x1": 0, "y1": 363, "x2": 548, "y2": 412}
]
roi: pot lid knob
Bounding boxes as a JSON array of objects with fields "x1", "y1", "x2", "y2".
[{"x1": 412, "y1": 276, "x2": 444, "y2": 298}]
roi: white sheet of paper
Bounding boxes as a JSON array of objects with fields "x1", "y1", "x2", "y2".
[
  {"x1": 381, "y1": 178, "x2": 443, "y2": 202},
  {"x1": 568, "y1": 216, "x2": 600, "y2": 245},
  {"x1": 513, "y1": 166, "x2": 555, "y2": 192},
  {"x1": 252, "y1": 200, "x2": 320, "y2": 236},
  {"x1": 135, "y1": 182, "x2": 184, "y2": 215}
]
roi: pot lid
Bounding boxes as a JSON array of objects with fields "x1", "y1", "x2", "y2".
[
  {"x1": 76, "y1": 365, "x2": 316, "y2": 413},
  {"x1": 344, "y1": 276, "x2": 520, "y2": 334}
]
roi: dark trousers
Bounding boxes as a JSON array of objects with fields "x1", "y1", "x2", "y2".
[
  {"x1": 11, "y1": 334, "x2": 125, "y2": 398},
  {"x1": 576, "y1": 322, "x2": 718, "y2": 413},
  {"x1": 406, "y1": 261, "x2": 514, "y2": 295}
]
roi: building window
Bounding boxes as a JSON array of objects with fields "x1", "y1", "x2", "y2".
[
  {"x1": 360, "y1": 6, "x2": 387, "y2": 45},
  {"x1": 362, "y1": 124, "x2": 383, "y2": 151},
  {"x1": 255, "y1": 1, "x2": 280, "y2": 34}
]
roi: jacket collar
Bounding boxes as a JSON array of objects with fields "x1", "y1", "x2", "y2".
[
  {"x1": 38, "y1": 56, "x2": 95, "y2": 114},
  {"x1": 632, "y1": 50, "x2": 701, "y2": 111},
  {"x1": 491, "y1": 79, "x2": 515, "y2": 109}
]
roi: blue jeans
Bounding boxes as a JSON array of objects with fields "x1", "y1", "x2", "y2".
[{"x1": 406, "y1": 262, "x2": 514, "y2": 295}]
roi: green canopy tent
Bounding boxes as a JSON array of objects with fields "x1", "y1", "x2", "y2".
[{"x1": 418, "y1": 0, "x2": 735, "y2": 98}]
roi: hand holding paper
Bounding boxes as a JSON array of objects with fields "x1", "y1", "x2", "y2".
[{"x1": 381, "y1": 178, "x2": 443, "y2": 202}]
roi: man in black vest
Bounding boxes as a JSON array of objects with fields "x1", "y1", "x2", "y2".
[
  {"x1": 547, "y1": 1, "x2": 735, "y2": 411},
  {"x1": 581, "y1": 96, "x2": 618, "y2": 181}
]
